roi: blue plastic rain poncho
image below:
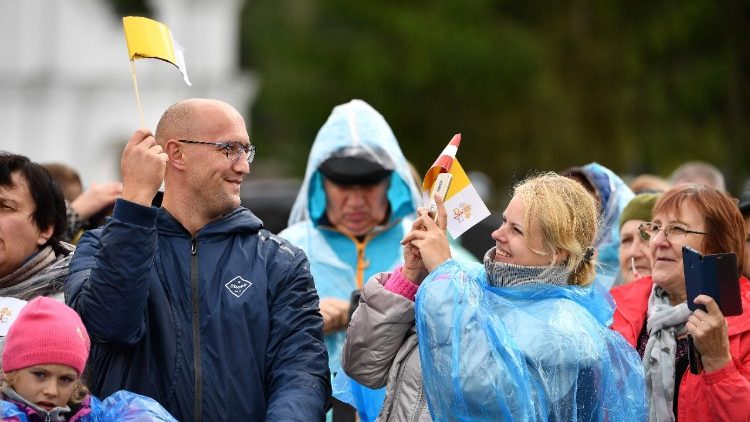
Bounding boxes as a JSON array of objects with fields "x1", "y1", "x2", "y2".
[
  {"x1": 279, "y1": 99, "x2": 420, "y2": 419},
  {"x1": 1, "y1": 390, "x2": 178, "y2": 421},
  {"x1": 572, "y1": 163, "x2": 634, "y2": 289},
  {"x1": 331, "y1": 372, "x2": 384, "y2": 422},
  {"x1": 279, "y1": 99, "x2": 422, "y2": 374},
  {"x1": 415, "y1": 259, "x2": 647, "y2": 422}
]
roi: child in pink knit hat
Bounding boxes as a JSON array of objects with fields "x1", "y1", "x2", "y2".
[
  {"x1": 1, "y1": 296, "x2": 90, "y2": 420},
  {"x1": 0, "y1": 297, "x2": 177, "y2": 421}
]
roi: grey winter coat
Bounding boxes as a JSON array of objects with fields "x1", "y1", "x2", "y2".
[{"x1": 341, "y1": 272, "x2": 431, "y2": 422}]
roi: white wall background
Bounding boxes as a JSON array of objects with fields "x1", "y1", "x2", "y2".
[{"x1": 0, "y1": 0, "x2": 256, "y2": 185}]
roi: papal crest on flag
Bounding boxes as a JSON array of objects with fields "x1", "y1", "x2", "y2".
[
  {"x1": 122, "y1": 16, "x2": 191, "y2": 86},
  {"x1": 423, "y1": 134, "x2": 491, "y2": 238}
]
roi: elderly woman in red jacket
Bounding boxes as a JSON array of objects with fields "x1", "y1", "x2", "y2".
[{"x1": 610, "y1": 183, "x2": 750, "y2": 421}]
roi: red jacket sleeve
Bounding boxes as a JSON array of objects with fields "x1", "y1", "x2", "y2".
[
  {"x1": 610, "y1": 277, "x2": 652, "y2": 347},
  {"x1": 679, "y1": 277, "x2": 750, "y2": 422}
]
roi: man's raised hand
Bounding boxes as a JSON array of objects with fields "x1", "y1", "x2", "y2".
[{"x1": 121, "y1": 129, "x2": 168, "y2": 207}]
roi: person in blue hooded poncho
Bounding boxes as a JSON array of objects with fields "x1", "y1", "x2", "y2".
[
  {"x1": 279, "y1": 99, "x2": 423, "y2": 373},
  {"x1": 561, "y1": 163, "x2": 634, "y2": 289},
  {"x1": 278, "y1": 99, "x2": 422, "y2": 420},
  {"x1": 280, "y1": 100, "x2": 475, "y2": 420},
  {"x1": 340, "y1": 172, "x2": 646, "y2": 421}
]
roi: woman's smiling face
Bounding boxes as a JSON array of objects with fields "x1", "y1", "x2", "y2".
[
  {"x1": 648, "y1": 204, "x2": 706, "y2": 299},
  {"x1": 490, "y1": 194, "x2": 552, "y2": 267}
]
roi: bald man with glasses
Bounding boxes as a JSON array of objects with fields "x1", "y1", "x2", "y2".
[{"x1": 66, "y1": 98, "x2": 330, "y2": 422}]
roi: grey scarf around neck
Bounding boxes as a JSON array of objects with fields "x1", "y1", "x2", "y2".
[
  {"x1": 643, "y1": 284, "x2": 692, "y2": 422},
  {"x1": 0, "y1": 243, "x2": 73, "y2": 300},
  {"x1": 483, "y1": 247, "x2": 571, "y2": 288}
]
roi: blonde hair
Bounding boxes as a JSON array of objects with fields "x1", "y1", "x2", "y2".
[
  {"x1": 514, "y1": 172, "x2": 598, "y2": 286},
  {"x1": 2, "y1": 370, "x2": 89, "y2": 405}
]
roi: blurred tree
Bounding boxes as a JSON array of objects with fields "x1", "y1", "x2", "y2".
[{"x1": 241, "y1": 0, "x2": 749, "y2": 200}]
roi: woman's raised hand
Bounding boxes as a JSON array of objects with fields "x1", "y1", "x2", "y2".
[
  {"x1": 401, "y1": 194, "x2": 452, "y2": 274},
  {"x1": 687, "y1": 295, "x2": 732, "y2": 372},
  {"x1": 402, "y1": 241, "x2": 428, "y2": 284}
]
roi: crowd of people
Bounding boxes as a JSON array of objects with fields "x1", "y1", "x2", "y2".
[{"x1": 0, "y1": 96, "x2": 748, "y2": 421}]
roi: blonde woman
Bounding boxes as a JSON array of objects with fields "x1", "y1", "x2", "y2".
[{"x1": 340, "y1": 173, "x2": 646, "y2": 421}]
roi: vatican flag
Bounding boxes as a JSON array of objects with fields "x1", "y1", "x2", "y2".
[
  {"x1": 423, "y1": 134, "x2": 491, "y2": 238},
  {"x1": 122, "y1": 16, "x2": 191, "y2": 86}
]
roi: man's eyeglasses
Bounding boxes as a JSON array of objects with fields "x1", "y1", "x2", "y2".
[
  {"x1": 638, "y1": 222, "x2": 707, "y2": 242},
  {"x1": 178, "y1": 140, "x2": 256, "y2": 164}
]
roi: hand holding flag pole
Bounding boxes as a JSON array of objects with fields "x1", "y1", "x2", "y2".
[{"x1": 122, "y1": 16, "x2": 192, "y2": 126}]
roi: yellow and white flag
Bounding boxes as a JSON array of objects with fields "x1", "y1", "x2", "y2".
[
  {"x1": 423, "y1": 134, "x2": 491, "y2": 238},
  {"x1": 122, "y1": 16, "x2": 191, "y2": 86}
]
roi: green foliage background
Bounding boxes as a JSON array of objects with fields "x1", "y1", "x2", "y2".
[
  {"x1": 109, "y1": 1, "x2": 749, "y2": 204},
  {"x1": 108, "y1": 0, "x2": 750, "y2": 200},
  {"x1": 240, "y1": 0, "x2": 749, "y2": 201}
]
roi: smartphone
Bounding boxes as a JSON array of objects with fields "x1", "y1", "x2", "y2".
[
  {"x1": 427, "y1": 172, "x2": 452, "y2": 221},
  {"x1": 682, "y1": 246, "x2": 742, "y2": 316},
  {"x1": 682, "y1": 246, "x2": 742, "y2": 374}
]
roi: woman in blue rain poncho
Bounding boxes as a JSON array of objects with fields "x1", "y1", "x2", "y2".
[{"x1": 341, "y1": 173, "x2": 646, "y2": 421}]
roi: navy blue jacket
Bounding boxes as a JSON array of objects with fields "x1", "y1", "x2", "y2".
[{"x1": 66, "y1": 199, "x2": 331, "y2": 422}]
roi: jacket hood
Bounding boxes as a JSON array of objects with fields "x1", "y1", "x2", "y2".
[
  {"x1": 574, "y1": 163, "x2": 634, "y2": 283},
  {"x1": 157, "y1": 207, "x2": 263, "y2": 237},
  {"x1": 287, "y1": 99, "x2": 421, "y2": 227}
]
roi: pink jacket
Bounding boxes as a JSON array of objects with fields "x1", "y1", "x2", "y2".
[{"x1": 610, "y1": 276, "x2": 750, "y2": 421}]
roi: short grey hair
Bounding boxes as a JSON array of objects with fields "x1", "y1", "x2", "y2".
[{"x1": 669, "y1": 161, "x2": 726, "y2": 192}]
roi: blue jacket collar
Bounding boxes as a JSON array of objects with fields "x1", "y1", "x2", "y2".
[{"x1": 156, "y1": 207, "x2": 263, "y2": 237}]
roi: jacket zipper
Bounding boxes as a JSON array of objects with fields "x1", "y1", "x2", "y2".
[
  {"x1": 346, "y1": 233, "x2": 373, "y2": 289},
  {"x1": 412, "y1": 383, "x2": 427, "y2": 422},
  {"x1": 354, "y1": 239, "x2": 370, "y2": 289},
  {"x1": 190, "y1": 237, "x2": 202, "y2": 422},
  {"x1": 320, "y1": 225, "x2": 394, "y2": 289},
  {"x1": 387, "y1": 343, "x2": 417, "y2": 420}
]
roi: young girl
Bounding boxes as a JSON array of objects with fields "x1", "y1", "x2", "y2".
[{"x1": 1, "y1": 296, "x2": 177, "y2": 421}]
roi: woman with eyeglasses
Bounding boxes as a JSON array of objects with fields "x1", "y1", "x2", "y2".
[{"x1": 610, "y1": 183, "x2": 750, "y2": 421}]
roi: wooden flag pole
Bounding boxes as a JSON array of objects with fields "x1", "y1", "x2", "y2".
[{"x1": 129, "y1": 60, "x2": 145, "y2": 127}]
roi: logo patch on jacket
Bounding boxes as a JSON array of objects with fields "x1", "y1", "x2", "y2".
[{"x1": 225, "y1": 276, "x2": 253, "y2": 298}]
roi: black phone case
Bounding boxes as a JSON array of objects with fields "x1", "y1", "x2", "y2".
[{"x1": 682, "y1": 246, "x2": 742, "y2": 316}]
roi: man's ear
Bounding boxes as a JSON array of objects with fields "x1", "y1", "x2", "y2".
[
  {"x1": 36, "y1": 224, "x2": 54, "y2": 246},
  {"x1": 164, "y1": 139, "x2": 187, "y2": 171}
]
